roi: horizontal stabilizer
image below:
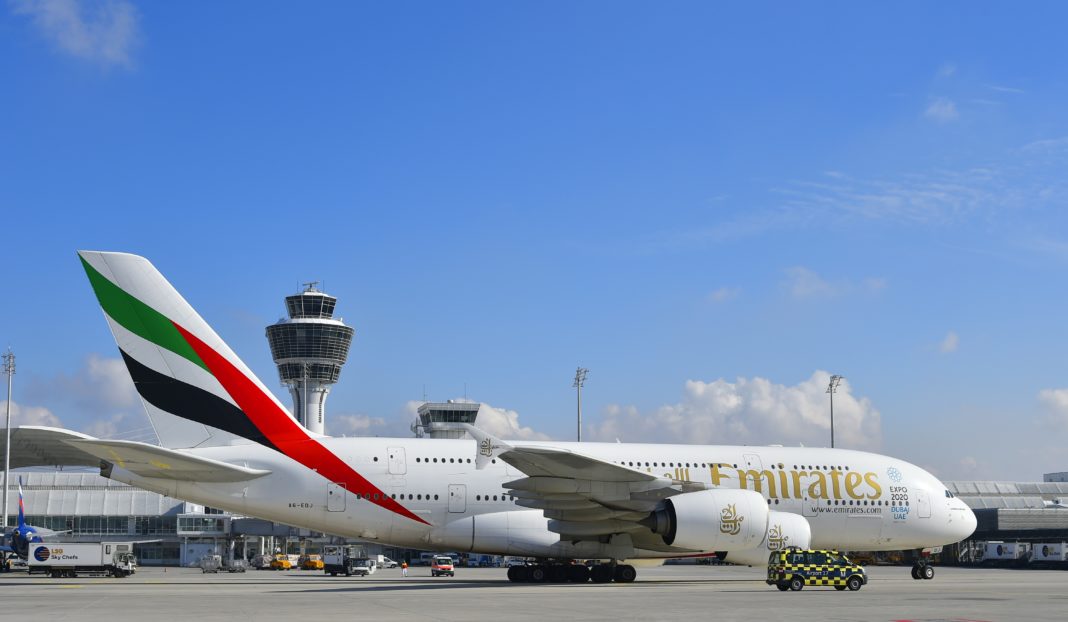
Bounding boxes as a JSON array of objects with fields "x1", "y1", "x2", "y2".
[
  {"x1": 0, "y1": 427, "x2": 101, "y2": 468},
  {"x1": 62, "y1": 439, "x2": 271, "y2": 483}
]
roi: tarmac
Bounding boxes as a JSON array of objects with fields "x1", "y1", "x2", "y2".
[{"x1": 0, "y1": 564, "x2": 1063, "y2": 622}]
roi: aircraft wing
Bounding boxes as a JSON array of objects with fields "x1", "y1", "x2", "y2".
[
  {"x1": 464, "y1": 425, "x2": 705, "y2": 548},
  {"x1": 62, "y1": 439, "x2": 271, "y2": 483}
]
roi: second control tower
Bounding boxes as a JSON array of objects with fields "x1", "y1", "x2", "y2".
[{"x1": 266, "y1": 283, "x2": 355, "y2": 435}]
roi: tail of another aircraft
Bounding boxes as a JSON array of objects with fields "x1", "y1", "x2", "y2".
[{"x1": 17, "y1": 477, "x2": 25, "y2": 529}]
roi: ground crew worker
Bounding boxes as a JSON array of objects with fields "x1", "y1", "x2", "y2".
[{"x1": 401, "y1": 561, "x2": 408, "y2": 577}]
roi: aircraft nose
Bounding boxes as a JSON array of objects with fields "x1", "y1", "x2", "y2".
[{"x1": 952, "y1": 501, "x2": 977, "y2": 540}]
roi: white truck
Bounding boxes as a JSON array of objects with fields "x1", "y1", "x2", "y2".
[
  {"x1": 323, "y1": 545, "x2": 378, "y2": 577},
  {"x1": 28, "y1": 542, "x2": 137, "y2": 578}
]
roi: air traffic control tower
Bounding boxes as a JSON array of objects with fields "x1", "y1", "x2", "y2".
[{"x1": 266, "y1": 283, "x2": 355, "y2": 435}]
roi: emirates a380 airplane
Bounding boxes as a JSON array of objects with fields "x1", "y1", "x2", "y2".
[{"x1": 6, "y1": 252, "x2": 976, "y2": 583}]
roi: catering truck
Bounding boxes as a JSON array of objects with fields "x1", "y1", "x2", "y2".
[{"x1": 28, "y1": 542, "x2": 137, "y2": 578}]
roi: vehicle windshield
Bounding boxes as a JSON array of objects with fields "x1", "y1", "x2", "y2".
[
  {"x1": 827, "y1": 552, "x2": 849, "y2": 565},
  {"x1": 435, "y1": 558, "x2": 451, "y2": 563}
]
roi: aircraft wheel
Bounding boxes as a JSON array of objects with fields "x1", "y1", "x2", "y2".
[
  {"x1": 776, "y1": 583, "x2": 790, "y2": 591},
  {"x1": 921, "y1": 565, "x2": 935, "y2": 580},
  {"x1": 910, "y1": 565, "x2": 921, "y2": 580},
  {"x1": 528, "y1": 565, "x2": 547, "y2": 583},
  {"x1": 613, "y1": 564, "x2": 637, "y2": 583},
  {"x1": 567, "y1": 564, "x2": 590, "y2": 583},
  {"x1": 835, "y1": 585, "x2": 846, "y2": 591},
  {"x1": 590, "y1": 564, "x2": 614, "y2": 583},
  {"x1": 789, "y1": 577, "x2": 804, "y2": 591},
  {"x1": 847, "y1": 576, "x2": 863, "y2": 591}
]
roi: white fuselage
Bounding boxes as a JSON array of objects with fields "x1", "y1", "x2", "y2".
[{"x1": 106, "y1": 437, "x2": 976, "y2": 559}]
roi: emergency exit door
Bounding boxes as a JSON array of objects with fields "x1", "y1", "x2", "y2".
[
  {"x1": 448, "y1": 484, "x2": 467, "y2": 513},
  {"x1": 387, "y1": 447, "x2": 407, "y2": 475},
  {"x1": 327, "y1": 482, "x2": 347, "y2": 512},
  {"x1": 916, "y1": 490, "x2": 932, "y2": 518}
]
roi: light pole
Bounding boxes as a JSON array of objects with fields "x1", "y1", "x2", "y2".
[
  {"x1": 826, "y1": 374, "x2": 843, "y2": 448},
  {"x1": 3, "y1": 349, "x2": 15, "y2": 529},
  {"x1": 573, "y1": 367, "x2": 588, "y2": 442}
]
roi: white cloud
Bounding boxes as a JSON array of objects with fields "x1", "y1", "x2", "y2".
[
  {"x1": 82, "y1": 412, "x2": 124, "y2": 438},
  {"x1": 45, "y1": 354, "x2": 138, "y2": 413},
  {"x1": 1038, "y1": 388, "x2": 1068, "y2": 426},
  {"x1": 939, "y1": 331, "x2": 960, "y2": 353},
  {"x1": 938, "y1": 62, "x2": 957, "y2": 78},
  {"x1": 328, "y1": 414, "x2": 387, "y2": 437},
  {"x1": 783, "y1": 266, "x2": 835, "y2": 299},
  {"x1": 11, "y1": 0, "x2": 140, "y2": 68},
  {"x1": 863, "y1": 277, "x2": 887, "y2": 293},
  {"x1": 925, "y1": 97, "x2": 959, "y2": 123},
  {"x1": 588, "y1": 371, "x2": 882, "y2": 450},
  {"x1": 985, "y1": 84, "x2": 1025, "y2": 94},
  {"x1": 0, "y1": 400, "x2": 63, "y2": 427},
  {"x1": 706, "y1": 287, "x2": 739, "y2": 304}
]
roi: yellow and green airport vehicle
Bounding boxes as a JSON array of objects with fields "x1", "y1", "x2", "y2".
[{"x1": 767, "y1": 548, "x2": 868, "y2": 592}]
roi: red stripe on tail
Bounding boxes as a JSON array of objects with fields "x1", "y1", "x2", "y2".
[{"x1": 173, "y1": 322, "x2": 429, "y2": 526}]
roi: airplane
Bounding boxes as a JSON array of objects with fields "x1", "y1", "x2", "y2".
[
  {"x1": 1, "y1": 477, "x2": 68, "y2": 561},
  {"x1": 1, "y1": 251, "x2": 976, "y2": 583}
]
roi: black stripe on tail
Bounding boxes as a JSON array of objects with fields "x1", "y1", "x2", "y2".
[{"x1": 120, "y1": 349, "x2": 281, "y2": 453}]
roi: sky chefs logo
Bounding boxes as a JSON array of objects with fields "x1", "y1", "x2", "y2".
[{"x1": 33, "y1": 546, "x2": 50, "y2": 562}]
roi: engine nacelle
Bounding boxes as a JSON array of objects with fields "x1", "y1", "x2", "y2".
[
  {"x1": 644, "y1": 489, "x2": 769, "y2": 551},
  {"x1": 721, "y1": 511, "x2": 812, "y2": 566}
]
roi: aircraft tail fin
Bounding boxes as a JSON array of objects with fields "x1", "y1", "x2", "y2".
[
  {"x1": 78, "y1": 251, "x2": 308, "y2": 453},
  {"x1": 78, "y1": 251, "x2": 429, "y2": 525},
  {"x1": 17, "y1": 476, "x2": 25, "y2": 528}
]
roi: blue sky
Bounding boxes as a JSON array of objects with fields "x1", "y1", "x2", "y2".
[{"x1": 3, "y1": 1, "x2": 1068, "y2": 480}]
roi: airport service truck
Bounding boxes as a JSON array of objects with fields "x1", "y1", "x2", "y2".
[
  {"x1": 28, "y1": 542, "x2": 137, "y2": 578},
  {"x1": 323, "y1": 545, "x2": 377, "y2": 577}
]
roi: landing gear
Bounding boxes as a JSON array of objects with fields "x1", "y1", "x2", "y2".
[
  {"x1": 508, "y1": 562, "x2": 636, "y2": 583},
  {"x1": 911, "y1": 562, "x2": 934, "y2": 580},
  {"x1": 590, "y1": 564, "x2": 614, "y2": 583},
  {"x1": 613, "y1": 564, "x2": 637, "y2": 583}
]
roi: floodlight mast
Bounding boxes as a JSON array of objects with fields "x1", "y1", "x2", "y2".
[
  {"x1": 573, "y1": 367, "x2": 589, "y2": 442},
  {"x1": 826, "y1": 374, "x2": 843, "y2": 448},
  {"x1": 3, "y1": 349, "x2": 14, "y2": 529}
]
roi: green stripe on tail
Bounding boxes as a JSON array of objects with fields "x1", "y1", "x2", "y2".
[{"x1": 80, "y1": 255, "x2": 210, "y2": 372}]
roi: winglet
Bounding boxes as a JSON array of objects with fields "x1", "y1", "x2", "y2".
[{"x1": 461, "y1": 424, "x2": 513, "y2": 470}]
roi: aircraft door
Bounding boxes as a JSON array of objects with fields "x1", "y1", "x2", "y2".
[
  {"x1": 448, "y1": 484, "x2": 467, "y2": 513},
  {"x1": 387, "y1": 447, "x2": 407, "y2": 475},
  {"x1": 916, "y1": 489, "x2": 931, "y2": 518},
  {"x1": 802, "y1": 496, "x2": 818, "y2": 518},
  {"x1": 327, "y1": 482, "x2": 347, "y2": 512},
  {"x1": 743, "y1": 453, "x2": 763, "y2": 471}
]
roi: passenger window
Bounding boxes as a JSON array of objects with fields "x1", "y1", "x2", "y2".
[{"x1": 805, "y1": 552, "x2": 828, "y2": 565}]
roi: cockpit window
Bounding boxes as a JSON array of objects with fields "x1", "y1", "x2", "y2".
[{"x1": 945, "y1": 489, "x2": 955, "y2": 498}]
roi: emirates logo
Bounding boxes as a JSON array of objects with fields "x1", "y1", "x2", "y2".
[{"x1": 719, "y1": 503, "x2": 744, "y2": 536}]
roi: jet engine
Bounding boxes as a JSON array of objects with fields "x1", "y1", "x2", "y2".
[
  {"x1": 642, "y1": 489, "x2": 769, "y2": 551},
  {"x1": 720, "y1": 510, "x2": 812, "y2": 566}
]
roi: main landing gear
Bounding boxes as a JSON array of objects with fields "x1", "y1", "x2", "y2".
[
  {"x1": 507, "y1": 562, "x2": 637, "y2": 584},
  {"x1": 911, "y1": 561, "x2": 935, "y2": 580}
]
